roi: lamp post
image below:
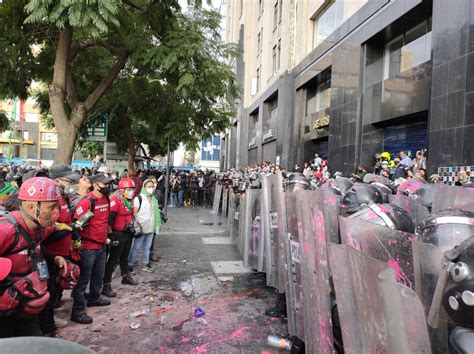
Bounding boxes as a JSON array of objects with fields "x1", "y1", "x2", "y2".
[{"x1": 163, "y1": 141, "x2": 171, "y2": 217}]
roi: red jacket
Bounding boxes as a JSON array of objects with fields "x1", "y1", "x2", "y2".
[
  {"x1": 0, "y1": 211, "x2": 55, "y2": 280},
  {"x1": 110, "y1": 196, "x2": 133, "y2": 231},
  {"x1": 74, "y1": 193, "x2": 109, "y2": 250}
]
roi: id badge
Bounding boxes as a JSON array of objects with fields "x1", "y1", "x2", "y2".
[{"x1": 37, "y1": 260, "x2": 50, "y2": 280}]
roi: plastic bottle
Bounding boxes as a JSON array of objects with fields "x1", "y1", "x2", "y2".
[
  {"x1": 197, "y1": 317, "x2": 208, "y2": 326},
  {"x1": 267, "y1": 335, "x2": 292, "y2": 351},
  {"x1": 130, "y1": 309, "x2": 150, "y2": 318}
]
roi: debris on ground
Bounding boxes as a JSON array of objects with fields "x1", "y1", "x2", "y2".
[
  {"x1": 130, "y1": 322, "x2": 141, "y2": 330},
  {"x1": 217, "y1": 276, "x2": 235, "y2": 282},
  {"x1": 267, "y1": 335, "x2": 292, "y2": 351},
  {"x1": 193, "y1": 307, "x2": 205, "y2": 318},
  {"x1": 130, "y1": 309, "x2": 150, "y2": 318},
  {"x1": 196, "y1": 317, "x2": 208, "y2": 326}
]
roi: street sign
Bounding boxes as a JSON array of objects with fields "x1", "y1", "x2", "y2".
[{"x1": 86, "y1": 123, "x2": 108, "y2": 142}]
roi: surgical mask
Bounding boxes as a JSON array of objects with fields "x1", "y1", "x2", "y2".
[
  {"x1": 146, "y1": 187, "x2": 154, "y2": 195},
  {"x1": 99, "y1": 186, "x2": 111, "y2": 196}
]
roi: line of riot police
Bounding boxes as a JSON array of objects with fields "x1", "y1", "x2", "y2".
[{"x1": 214, "y1": 170, "x2": 474, "y2": 354}]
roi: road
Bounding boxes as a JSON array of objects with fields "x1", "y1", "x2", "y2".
[{"x1": 58, "y1": 206, "x2": 287, "y2": 353}]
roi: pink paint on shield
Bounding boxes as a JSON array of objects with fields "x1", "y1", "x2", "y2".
[{"x1": 387, "y1": 259, "x2": 410, "y2": 287}]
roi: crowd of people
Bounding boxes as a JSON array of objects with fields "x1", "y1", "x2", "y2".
[{"x1": 0, "y1": 164, "x2": 166, "y2": 337}]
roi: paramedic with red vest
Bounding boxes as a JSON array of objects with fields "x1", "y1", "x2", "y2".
[
  {"x1": 0, "y1": 177, "x2": 68, "y2": 337},
  {"x1": 39, "y1": 165, "x2": 81, "y2": 336},
  {"x1": 71, "y1": 173, "x2": 112, "y2": 325},
  {"x1": 101, "y1": 178, "x2": 138, "y2": 298}
]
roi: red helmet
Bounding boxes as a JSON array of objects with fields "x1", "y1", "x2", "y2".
[
  {"x1": 18, "y1": 177, "x2": 62, "y2": 202},
  {"x1": 118, "y1": 178, "x2": 135, "y2": 189}
]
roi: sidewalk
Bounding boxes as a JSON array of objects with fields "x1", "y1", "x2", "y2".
[{"x1": 58, "y1": 206, "x2": 287, "y2": 353}]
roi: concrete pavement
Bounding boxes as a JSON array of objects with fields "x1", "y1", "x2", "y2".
[{"x1": 57, "y1": 206, "x2": 288, "y2": 353}]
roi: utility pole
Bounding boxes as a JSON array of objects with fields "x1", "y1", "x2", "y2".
[{"x1": 163, "y1": 141, "x2": 171, "y2": 217}]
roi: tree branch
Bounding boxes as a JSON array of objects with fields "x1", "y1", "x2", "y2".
[{"x1": 82, "y1": 48, "x2": 129, "y2": 113}]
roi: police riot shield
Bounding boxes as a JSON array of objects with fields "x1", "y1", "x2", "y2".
[
  {"x1": 284, "y1": 191, "x2": 305, "y2": 341},
  {"x1": 389, "y1": 194, "x2": 430, "y2": 228},
  {"x1": 237, "y1": 191, "x2": 249, "y2": 258},
  {"x1": 212, "y1": 183, "x2": 223, "y2": 214},
  {"x1": 227, "y1": 190, "x2": 235, "y2": 234},
  {"x1": 328, "y1": 244, "x2": 431, "y2": 353},
  {"x1": 221, "y1": 187, "x2": 229, "y2": 217},
  {"x1": 432, "y1": 183, "x2": 474, "y2": 213},
  {"x1": 228, "y1": 191, "x2": 240, "y2": 244},
  {"x1": 340, "y1": 216, "x2": 416, "y2": 288},
  {"x1": 296, "y1": 189, "x2": 339, "y2": 353},
  {"x1": 242, "y1": 189, "x2": 263, "y2": 270},
  {"x1": 261, "y1": 173, "x2": 285, "y2": 289},
  {"x1": 275, "y1": 188, "x2": 289, "y2": 295},
  {"x1": 412, "y1": 240, "x2": 449, "y2": 353}
]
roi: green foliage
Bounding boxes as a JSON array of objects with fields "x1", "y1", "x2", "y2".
[
  {"x1": 76, "y1": 140, "x2": 103, "y2": 160},
  {"x1": 0, "y1": 0, "x2": 238, "y2": 164},
  {"x1": 0, "y1": 111, "x2": 10, "y2": 132},
  {"x1": 24, "y1": 0, "x2": 120, "y2": 35}
]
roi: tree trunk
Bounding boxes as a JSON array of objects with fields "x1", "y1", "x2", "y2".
[
  {"x1": 49, "y1": 30, "x2": 129, "y2": 166},
  {"x1": 123, "y1": 113, "x2": 136, "y2": 171}
]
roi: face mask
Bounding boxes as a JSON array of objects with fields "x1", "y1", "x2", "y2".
[
  {"x1": 99, "y1": 186, "x2": 111, "y2": 196},
  {"x1": 146, "y1": 187, "x2": 154, "y2": 195},
  {"x1": 112, "y1": 175, "x2": 118, "y2": 180}
]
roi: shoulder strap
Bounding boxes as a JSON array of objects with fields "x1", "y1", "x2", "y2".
[
  {"x1": 137, "y1": 194, "x2": 143, "y2": 213},
  {"x1": 83, "y1": 195, "x2": 96, "y2": 212},
  {"x1": 0, "y1": 214, "x2": 36, "y2": 259}
]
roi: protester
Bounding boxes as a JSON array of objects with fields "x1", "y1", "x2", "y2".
[{"x1": 128, "y1": 179, "x2": 163, "y2": 273}]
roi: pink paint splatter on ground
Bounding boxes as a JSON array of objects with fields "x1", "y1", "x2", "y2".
[
  {"x1": 181, "y1": 337, "x2": 191, "y2": 343},
  {"x1": 388, "y1": 239, "x2": 397, "y2": 246},
  {"x1": 387, "y1": 259, "x2": 411, "y2": 287},
  {"x1": 195, "y1": 326, "x2": 251, "y2": 353}
]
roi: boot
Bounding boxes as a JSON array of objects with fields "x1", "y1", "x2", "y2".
[
  {"x1": 101, "y1": 283, "x2": 117, "y2": 298},
  {"x1": 122, "y1": 274, "x2": 138, "y2": 285},
  {"x1": 150, "y1": 254, "x2": 160, "y2": 262},
  {"x1": 265, "y1": 292, "x2": 287, "y2": 318}
]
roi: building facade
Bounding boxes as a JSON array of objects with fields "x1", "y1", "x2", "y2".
[{"x1": 224, "y1": 0, "x2": 474, "y2": 176}]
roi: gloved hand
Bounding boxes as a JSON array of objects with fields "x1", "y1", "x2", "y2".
[
  {"x1": 56, "y1": 261, "x2": 80, "y2": 289},
  {"x1": 55, "y1": 223, "x2": 72, "y2": 232}
]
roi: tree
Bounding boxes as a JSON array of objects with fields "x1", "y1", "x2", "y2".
[
  {"x1": 0, "y1": 0, "x2": 179, "y2": 165},
  {"x1": 76, "y1": 7, "x2": 239, "y2": 170}
]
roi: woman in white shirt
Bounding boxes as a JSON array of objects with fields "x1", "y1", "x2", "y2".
[{"x1": 128, "y1": 180, "x2": 163, "y2": 273}]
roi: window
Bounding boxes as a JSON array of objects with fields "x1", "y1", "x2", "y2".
[
  {"x1": 256, "y1": 67, "x2": 260, "y2": 92},
  {"x1": 22, "y1": 131, "x2": 29, "y2": 140},
  {"x1": 257, "y1": 31, "x2": 262, "y2": 54},
  {"x1": 272, "y1": 45, "x2": 277, "y2": 74},
  {"x1": 306, "y1": 69, "x2": 332, "y2": 116},
  {"x1": 277, "y1": 39, "x2": 281, "y2": 70},
  {"x1": 313, "y1": 1, "x2": 344, "y2": 48},
  {"x1": 273, "y1": 2, "x2": 278, "y2": 29},
  {"x1": 383, "y1": 20, "x2": 432, "y2": 79},
  {"x1": 279, "y1": 0, "x2": 283, "y2": 22},
  {"x1": 312, "y1": 0, "x2": 367, "y2": 48},
  {"x1": 41, "y1": 132, "x2": 58, "y2": 143}
]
